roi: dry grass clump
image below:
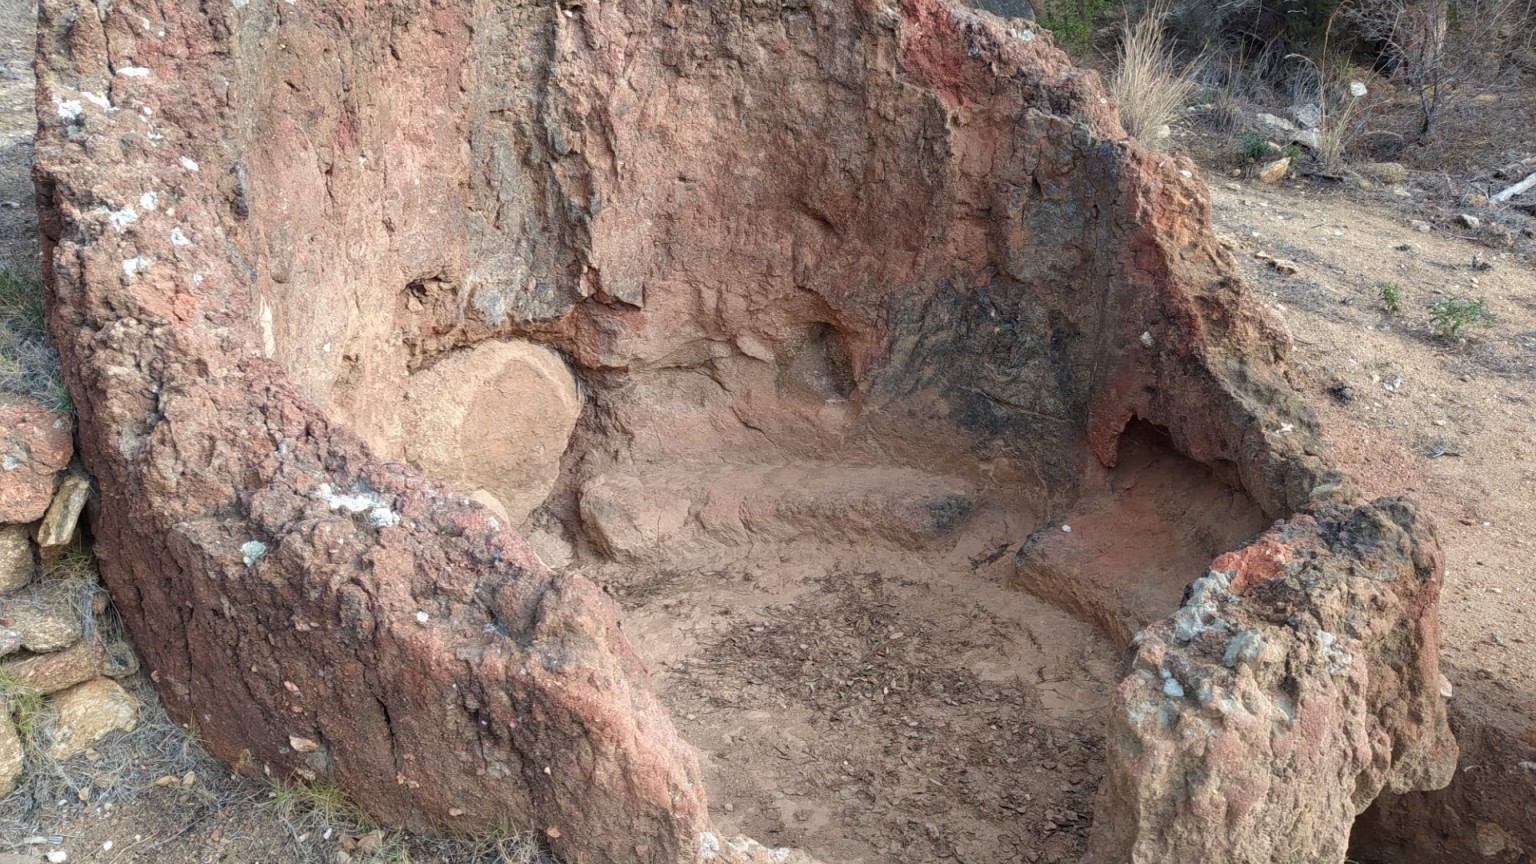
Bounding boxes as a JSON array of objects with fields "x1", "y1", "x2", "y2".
[
  {"x1": 0, "y1": 263, "x2": 69, "y2": 412},
  {"x1": 263, "y1": 779, "x2": 557, "y2": 864},
  {"x1": 1111, "y1": 2, "x2": 1203, "y2": 148}
]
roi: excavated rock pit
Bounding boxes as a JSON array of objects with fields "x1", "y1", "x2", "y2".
[{"x1": 32, "y1": 0, "x2": 1457, "y2": 861}]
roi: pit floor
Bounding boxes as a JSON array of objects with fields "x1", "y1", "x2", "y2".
[{"x1": 591, "y1": 518, "x2": 1121, "y2": 864}]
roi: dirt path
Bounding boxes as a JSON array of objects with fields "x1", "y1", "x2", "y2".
[
  {"x1": 1209, "y1": 176, "x2": 1536, "y2": 858},
  {"x1": 1210, "y1": 178, "x2": 1536, "y2": 720}
]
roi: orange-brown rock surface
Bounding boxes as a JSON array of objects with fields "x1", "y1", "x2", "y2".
[{"x1": 31, "y1": 0, "x2": 1454, "y2": 860}]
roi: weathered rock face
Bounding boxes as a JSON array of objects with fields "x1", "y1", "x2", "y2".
[
  {"x1": 1086, "y1": 500, "x2": 1456, "y2": 864},
  {"x1": 30, "y1": 0, "x2": 1451, "y2": 862},
  {"x1": 0, "y1": 403, "x2": 70, "y2": 523},
  {"x1": 395, "y1": 339, "x2": 581, "y2": 528}
]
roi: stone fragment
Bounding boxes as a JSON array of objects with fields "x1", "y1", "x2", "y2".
[
  {"x1": 0, "y1": 404, "x2": 72, "y2": 523},
  {"x1": 34, "y1": 474, "x2": 90, "y2": 551},
  {"x1": 525, "y1": 527, "x2": 574, "y2": 570},
  {"x1": 1256, "y1": 112, "x2": 1297, "y2": 132},
  {"x1": 0, "y1": 708, "x2": 21, "y2": 798},
  {"x1": 467, "y1": 489, "x2": 510, "y2": 523},
  {"x1": 1254, "y1": 251, "x2": 1299, "y2": 276},
  {"x1": 0, "y1": 524, "x2": 35, "y2": 593},
  {"x1": 1259, "y1": 157, "x2": 1291, "y2": 183},
  {"x1": 1288, "y1": 129, "x2": 1321, "y2": 151},
  {"x1": 1, "y1": 638, "x2": 139, "y2": 694},
  {"x1": 1291, "y1": 103, "x2": 1321, "y2": 129},
  {"x1": 1481, "y1": 223, "x2": 1516, "y2": 249},
  {"x1": 1459, "y1": 213, "x2": 1481, "y2": 229},
  {"x1": 1362, "y1": 162, "x2": 1407, "y2": 185},
  {"x1": 44, "y1": 678, "x2": 140, "y2": 761},
  {"x1": 0, "y1": 580, "x2": 84, "y2": 655}
]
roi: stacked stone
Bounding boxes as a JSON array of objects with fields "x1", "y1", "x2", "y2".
[{"x1": 0, "y1": 402, "x2": 140, "y2": 797}]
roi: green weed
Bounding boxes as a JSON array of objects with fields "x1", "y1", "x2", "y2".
[
  {"x1": 1376, "y1": 280, "x2": 1402, "y2": 314},
  {"x1": 1429, "y1": 296, "x2": 1495, "y2": 339}
]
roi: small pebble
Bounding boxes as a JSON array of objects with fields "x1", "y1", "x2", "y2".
[
  {"x1": 1060, "y1": 524, "x2": 1072, "y2": 534},
  {"x1": 46, "y1": 852, "x2": 68, "y2": 863}
]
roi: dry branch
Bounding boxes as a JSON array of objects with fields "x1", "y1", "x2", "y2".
[{"x1": 1492, "y1": 171, "x2": 1536, "y2": 203}]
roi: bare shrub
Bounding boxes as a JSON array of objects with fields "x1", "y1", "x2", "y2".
[
  {"x1": 1345, "y1": 0, "x2": 1533, "y2": 138},
  {"x1": 1112, "y1": 2, "x2": 1203, "y2": 146},
  {"x1": 1286, "y1": 9, "x2": 1374, "y2": 169}
]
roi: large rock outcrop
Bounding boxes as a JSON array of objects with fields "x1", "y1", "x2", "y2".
[
  {"x1": 31, "y1": 0, "x2": 1453, "y2": 861},
  {"x1": 1086, "y1": 500, "x2": 1456, "y2": 864}
]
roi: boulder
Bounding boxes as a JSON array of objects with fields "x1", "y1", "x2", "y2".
[
  {"x1": 0, "y1": 403, "x2": 71, "y2": 523},
  {"x1": 398, "y1": 341, "x2": 581, "y2": 528},
  {"x1": 44, "y1": 677, "x2": 140, "y2": 761}
]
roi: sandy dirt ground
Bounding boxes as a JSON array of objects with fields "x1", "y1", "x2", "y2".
[
  {"x1": 2, "y1": 0, "x2": 1534, "y2": 861},
  {"x1": 1210, "y1": 178, "x2": 1536, "y2": 745}
]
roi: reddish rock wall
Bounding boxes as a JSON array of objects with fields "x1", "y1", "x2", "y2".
[{"x1": 31, "y1": 0, "x2": 1453, "y2": 860}]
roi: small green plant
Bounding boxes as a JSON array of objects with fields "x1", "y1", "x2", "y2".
[
  {"x1": 1429, "y1": 296, "x2": 1495, "y2": 339},
  {"x1": 1284, "y1": 143, "x2": 1305, "y2": 163},
  {"x1": 1376, "y1": 280, "x2": 1402, "y2": 314},
  {"x1": 1238, "y1": 130, "x2": 1269, "y2": 163},
  {"x1": 264, "y1": 778, "x2": 369, "y2": 827},
  {"x1": 263, "y1": 778, "x2": 416, "y2": 861},
  {"x1": 1038, "y1": 0, "x2": 1111, "y2": 55}
]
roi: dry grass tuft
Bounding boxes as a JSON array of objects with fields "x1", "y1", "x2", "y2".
[
  {"x1": 0, "y1": 264, "x2": 69, "y2": 412},
  {"x1": 1111, "y1": 2, "x2": 1202, "y2": 148}
]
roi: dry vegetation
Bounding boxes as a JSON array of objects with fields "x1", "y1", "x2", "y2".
[
  {"x1": 0, "y1": 264, "x2": 69, "y2": 411},
  {"x1": 1110, "y1": 2, "x2": 1202, "y2": 146}
]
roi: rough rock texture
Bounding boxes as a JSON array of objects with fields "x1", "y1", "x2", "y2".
[
  {"x1": 396, "y1": 340, "x2": 581, "y2": 527},
  {"x1": 43, "y1": 676, "x2": 139, "y2": 761},
  {"x1": 1, "y1": 636, "x2": 139, "y2": 694},
  {"x1": 0, "y1": 403, "x2": 70, "y2": 523},
  {"x1": 1086, "y1": 500, "x2": 1456, "y2": 864},
  {"x1": 0, "y1": 577, "x2": 85, "y2": 655},
  {"x1": 0, "y1": 707, "x2": 20, "y2": 798},
  {"x1": 30, "y1": 0, "x2": 1450, "y2": 860},
  {"x1": 33, "y1": 472, "x2": 88, "y2": 551},
  {"x1": 0, "y1": 524, "x2": 34, "y2": 593}
]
